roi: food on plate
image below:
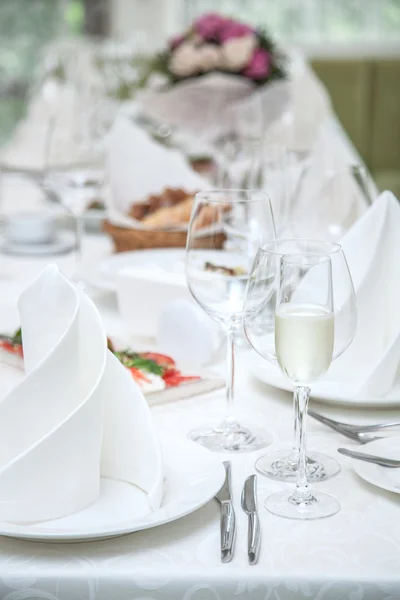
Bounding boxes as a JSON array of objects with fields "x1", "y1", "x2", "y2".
[
  {"x1": 0, "y1": 328, "x2": 23, "y2": 357},
  {"x1": 128, "y1": 188, "x2": 194, "y2": 229},
  {"x1": 0, "y1": 330, "x2": 200, "y2": 395},
  {"x1": 204, "y1": 262, "x2": 247, "y2": 276},
  {"x1": 111, "y1": 345, "x2": 200, "y2": 393}
]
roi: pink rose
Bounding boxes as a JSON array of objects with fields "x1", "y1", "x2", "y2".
[
  {"x1": 219, "y1": 19, "x2": 254, "y2": 42},
  {"x1": 243, "y1": 48, "x2": 271, "y2": 80},
  {"x1": 194, "y1": 13, "x2": 226, "y2": 40},
  {"x1": 170, "y1": 34, "x2": 185, "y2": 50}
]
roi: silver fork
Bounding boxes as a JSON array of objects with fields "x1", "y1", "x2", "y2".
[{"x1": 308, "y1": 410, "x2": 383, "y2": 445}]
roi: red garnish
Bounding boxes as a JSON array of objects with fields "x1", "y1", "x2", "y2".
[
  {"x1": 129, "y1": 367, "x2": 151, "y2": 385},
  {"x1": 0, "y1": 341, "x2": 23, "y2": 357},
  {"x1": 140, "y1": 352, "x2": 176, "y2": 369},
  {"x1": 162, "y1": 368, "x2": 200, "y2": 387}
]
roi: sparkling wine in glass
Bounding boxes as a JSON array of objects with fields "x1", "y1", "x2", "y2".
[
  {"x1": 266, "y1": 253, "x2": 339, "y2": 519},
  {"x1": 244, "y1": 239, "x2": 357, "y2": 483},
  {"x1": 185, "y1": 189, "x2": 276, "y2": 452}
]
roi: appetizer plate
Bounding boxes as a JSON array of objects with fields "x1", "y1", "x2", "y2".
[
  {"x1": 85, "y1": 248, "x2": 186, "y2": 292},
  {"x1": 0, "y1": 437, "x2": 225, "y2": 542},
  {"x1": 348, "y1": 437, "x2": 400, "y2": 494},
  {"x1": 247, "y1": 352, "x2": 400, "y2": 408}
]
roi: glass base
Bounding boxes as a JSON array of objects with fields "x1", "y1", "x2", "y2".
[
  {"x1": 255, "y1": 449, "x2": 341, "y2": 483},
  {"x1": 265, "y1": 490, "x2": 340, "y2": 520},
  {"x1": 188, "y1": 419, "x2": 273, "y2": 453}
]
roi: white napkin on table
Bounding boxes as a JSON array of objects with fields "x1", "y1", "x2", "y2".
[
  {"x1": 0, "y1": 265, "x2": 163, "y2": 524},
  {"x1": 327, "y1": 192, "x2": 400, "y2": 398},
  {"x1": 107, "y1": 116, "x2": 206, "y2": 227}
]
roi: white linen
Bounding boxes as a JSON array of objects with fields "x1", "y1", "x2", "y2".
[
  {"x1": 327, "y1": 192, "x2": 400, "y2": 398},
  {"x1": 107, "y1": 116, "x2": 206, "y2": 226},
  {"x1": 0, "y1": 265, "x2": 163, "y2": 523},
  {"x1": 136, "y1": 72, "x2": 255, "y2": 140},
  {"x1": 0, "y1": 175, "x2": 399, "y2": 598}
]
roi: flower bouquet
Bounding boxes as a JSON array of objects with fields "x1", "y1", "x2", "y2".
[
  {"x1": 158, "y1": 13, "x2": 285, "y2": 85},
  {"x1": 136, "y1": 13, "x2": 286, "y2": 139}
]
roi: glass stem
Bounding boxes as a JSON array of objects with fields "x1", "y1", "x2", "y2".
[
  {"x1": 291, "y1": 386, "x2": 313, "y2": 504},
  {"x1": 289, "y1": 389, "x2": 300, "y2": 464},
  {"x1": 223, "y1": 328, "x2": 237, "y2": 431}
]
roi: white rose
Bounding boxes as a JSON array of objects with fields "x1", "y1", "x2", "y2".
[
  {"x1": 221, "y1": 34, "x2": 257, "y2": 72},
  {"x1": 169, "y1": 42, "x2": 200, "y2": 78},
  {"x1": 197, "y1": 44, "x2": 223, "y2": 72}
]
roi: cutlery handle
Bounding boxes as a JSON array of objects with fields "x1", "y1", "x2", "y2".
[
  {"x1": 338, "y1": 448, "x2": 400, "y2": 468},
  {"x1": 220, "y1": 502, "x2": 236, "y2": 562},
  {"x1": 248, "y1": 512, "x2": 261, "y2": 565}
]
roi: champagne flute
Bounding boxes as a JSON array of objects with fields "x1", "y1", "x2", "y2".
[
  {"x1": 244, "y1": 239, "x2": 357, "y2": 482},
  {"x1": 266, "y1": 253, "x2": 339, "y2": 519},
  {"x1": 186, "y1": 189, "x2": 276, "y2": 452}
]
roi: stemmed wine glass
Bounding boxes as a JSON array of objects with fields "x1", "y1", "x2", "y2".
[
  {"x1": 185, "y1": 189, "x2": 276, "y2": 452},
  {"x1": 245, "y1": 248, "x2": 356, "y2": 519},
  {"x1": 244, "y1": 240, "x2": 357, "y2": 483}
]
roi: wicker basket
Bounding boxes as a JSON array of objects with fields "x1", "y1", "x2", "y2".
[{"x1": 103, "y1": 220, "x2": 225, "y2": 252}]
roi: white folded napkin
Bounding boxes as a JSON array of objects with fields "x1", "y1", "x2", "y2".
[
  {"x1": 107, "y1": 116, "x2": 206, "y2": 227},
  {"x1": 0, "y1": 265, "x2": 163, "y2": 523},
  {"x1": 327, "y1": 191, "x2": 400, "y2": 398}
]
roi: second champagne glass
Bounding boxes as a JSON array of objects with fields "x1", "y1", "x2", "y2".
[
  {"x1": 244, "y1": 239, "x2": 357, "y2": 482},
  {"x1": 266, "y1": 253, "x2": 340, "y2": 519},
  {"x1": 186, "y1": 189, "x2": 276, "y2": 452}
]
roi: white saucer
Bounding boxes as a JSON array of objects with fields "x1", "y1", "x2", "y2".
[
  {"x1": 85, "y1": 248, "x2": 186, "y2": 292},
  {"x1": 346, "y1": 437, "x2": 400, "y2": 494},
  {"x1": 247, "y1": 352, "x2": 400, "y2": 408},
  {"x1": 1, "y1": 231, "x2": 76, "y2": 257},
  {"x1": 0, "y1": 437, "x2": 225, "y2": 542}
]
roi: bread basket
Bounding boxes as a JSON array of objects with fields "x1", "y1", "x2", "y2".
[{"x1": 103, "y1": 221, "x2": 225, "y2": 252}]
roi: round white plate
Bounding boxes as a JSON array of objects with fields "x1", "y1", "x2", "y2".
[
  {"x1": 0, "y1": 437, "x2": 225, "y2": 542},
  {"x1": 349, "y1": 437, "x2": 400, "y2": 494},
  {"x1": 247, "y1": 352, "x2": 400, "y2": 408},
  {"x1": 85, "y1": 248, "x2": 186, "y2": 292},
  {"x1": 1, "y1": 231, "x2": 76, "y2": 257}
]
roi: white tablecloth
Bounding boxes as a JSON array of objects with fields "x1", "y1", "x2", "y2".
[{"x1": 0, "y1": 177, "x2": 399, "y2": 600}]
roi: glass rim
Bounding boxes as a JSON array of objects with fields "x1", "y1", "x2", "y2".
[
  {"x1": 260, "y1": 238, "x2": 342, "y2": 256},
  {"x1": 281, "y1": 252, "x2": 332, "y2": 266},
  {"x1": 194, "y1": 189, "x2": 271, "y2": 204}
]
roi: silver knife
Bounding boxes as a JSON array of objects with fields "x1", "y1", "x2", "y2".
[
  {"x1": 215, "y1": 461, "x2": 236, "y2": 562},
  {"x1": 241, "y1": 474, "x2": 261, "y2": 565}
]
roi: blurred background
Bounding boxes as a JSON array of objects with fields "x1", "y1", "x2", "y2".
[{"x1": 1, "y1": 0, "x2": 400, "y2": 193}]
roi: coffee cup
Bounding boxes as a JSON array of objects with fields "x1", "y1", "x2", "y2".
[{"x1": 6, "y1": 212, "x2": 56, "y2": 246}]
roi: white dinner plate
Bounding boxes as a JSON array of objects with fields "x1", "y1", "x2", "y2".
[
  {"x1": 347, "y1": 437, "x2": 400, "y2": 494},
  {"x1": 0, "y1": 437, "x2": 225, "y2": 542},
  {"x1": 85, "y1": 248, "x2": 186, "y2": 292},
  {"x1": 247, "y1": 352, "x2": 400, "y2": 408}
]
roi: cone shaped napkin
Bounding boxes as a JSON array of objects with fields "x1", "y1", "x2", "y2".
[
  {"x1": 328, "y1": 191, "x2": 400, "y2": 398},
  {"x1": 0, "y1": 265, "x2": 163, "y2": 523},
  {"x1": 107, "y1": 116, "x2": 206, "y2": 227}
]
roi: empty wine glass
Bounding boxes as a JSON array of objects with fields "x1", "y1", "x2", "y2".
[
  {"x1": 244, "y1": 239, "x2": 357, "y2": 483},
  {"x1": 186, "y1": 189, "x2": 276, "y2": 452}
]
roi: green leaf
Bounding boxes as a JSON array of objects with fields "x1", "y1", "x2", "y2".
[{"x1": 12, "y1": 328, "x2": 22, "y2": 345}]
